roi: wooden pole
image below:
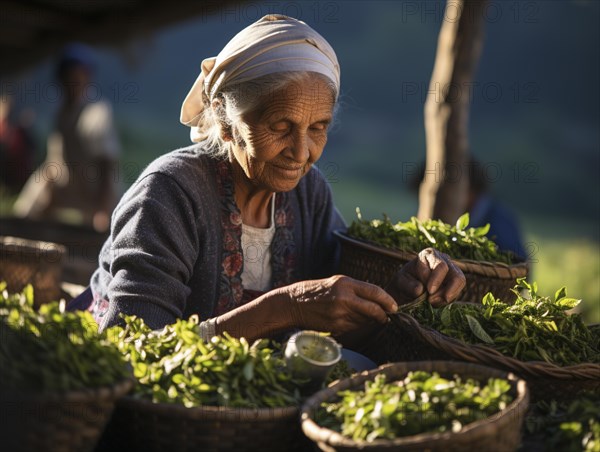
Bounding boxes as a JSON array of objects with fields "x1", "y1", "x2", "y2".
[{"x1": 418, "y1": 0, "x2": 488, "y2": 222}]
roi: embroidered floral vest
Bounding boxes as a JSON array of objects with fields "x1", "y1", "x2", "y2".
[
  {"x1": 213, "y1": 160, "x2": 296, "y2": 315},
  {"x1": 90, "y1": 159, "x2": 297, "y2": 323}
]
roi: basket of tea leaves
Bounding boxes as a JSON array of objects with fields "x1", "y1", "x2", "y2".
[
  {"x1": 99, "y1": 315, "x2": 310, "y2": 452},
  {"x1": 521, "y1": 390, "x2": 600, "y2": 451},
  {"x1": 0, "y1": 283, "x2": 133, "y2": 452},
  {"x1": 337, "y1": 211, "x2": 528, "y2": 303},
  {"x1": 301, "y1": 361, "x2": 529, "y2": 451},
  {"x1": 385, "y1": 279, "x2": 600, "y2": 401}
]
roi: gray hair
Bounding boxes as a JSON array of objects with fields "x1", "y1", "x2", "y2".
[{"x1": 198, "y1": 71, "x2": 339, "y2": 157}]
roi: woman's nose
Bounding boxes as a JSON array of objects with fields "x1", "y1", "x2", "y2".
[{"x1": 290, "y1": 130, "x2": 310, "y2": 162}]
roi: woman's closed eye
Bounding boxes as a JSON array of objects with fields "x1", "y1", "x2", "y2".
[
  {"x1": 310, "y1": 121, "x2": 330, "y2": 132},
  {"x1": 270, "y1": 121, "x2": 292, "y2": 133}
]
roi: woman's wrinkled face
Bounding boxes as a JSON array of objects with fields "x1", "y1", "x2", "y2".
[{"x1": 229, "y1": 74, "x2": 335, "y2": 193}]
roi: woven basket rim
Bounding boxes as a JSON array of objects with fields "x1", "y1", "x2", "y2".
[
  {"x1": 0, "y1": 235, "x2": 66, "y2": 256},
  {"x1": 0, "y1": 376, "x2": 134, "y2": 402},
  {"x1": 333, "y1": 230, "x2": 418, "y2": 261},
  {"x1": 395, "y1": 312, "x2": 600, "y2": 380},
  {"x1": 117, "y1": 395, "x2": 299, "y2": 421},
  {"x1": 334, "y1": 230, "x2": 529, "y2": 279},
  {"x1": 300, "y1": 360, "x2": 529, "y2": 449}
]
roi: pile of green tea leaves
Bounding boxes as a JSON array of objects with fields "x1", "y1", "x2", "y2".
[
  {"x1": 524, "y1": 391, "x2": 600, "y2": 452},
  {"x1": 106, "y1": 315, "x2": 305, "y2": 408},
  {"x1": 410, "y1": 279, "x2": 600, "y2": 366},
  {"x1": 347, "y1": 210, "x2": 514, "y2": 263},
  {"x1": 318, "y1": 371, "x2": 514, "y2": 442},
  {"x1": 0, "y1": 282, "x2": 130, "y2": 392}
]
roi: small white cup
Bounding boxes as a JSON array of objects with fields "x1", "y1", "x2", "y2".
[{"x1": 284, "y1": 331, "x2": 342, "y2": 386}]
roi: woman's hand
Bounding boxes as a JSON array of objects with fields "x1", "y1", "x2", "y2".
[
  {"x1": 215, "y1": 253, "x2": 463, "y2": 343},
  {"x1": 385, "y1": 248, "x2": 466, "y2": 307},
  {"x1": 214, "y1": 275, "x2": 396, "y2": 344},
  {"x1": 285, "y1": 275, "x2": 398, "y2": 337}
]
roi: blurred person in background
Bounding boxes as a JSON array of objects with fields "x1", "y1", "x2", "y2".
[
  {"x1": 13, "y1": 43, "x2": 121, "y2": 232},
  {"x1": 0, "y1": 92, "x2": 35, "y2": 192},
  {"x1": 410, "y1": 156, "x2": 527, "y2": 260},
  {"x1": 465, "y1": 157, "x2": 527, "y2": 260}
]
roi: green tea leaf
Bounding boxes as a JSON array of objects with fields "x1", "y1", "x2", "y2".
[
  {"x1": 466, "y1": 315, "x2": 494, "y2": 344},
  {"x1": 134, "y1": 362, "x2": 148, "y2": 378},
  {"x1": 23, "y1": 284, "x2": 34, "y2": 305},
  {"x1": 243, "y1": 360, "x2": 254, "y2": 381},
  {"x1": 482, "y1": 292, "x2": 496, "y2": 306},
  {"x1": 556, "y1": 298, "x2": 580, "y2": 310},
  {"x1": 456, "y1": 213, "x2": 470, "y2": 231},
  {"x1": 473, "y1": 223, "x2": 491, "y2": 237},
  {"x1": 417, "y1": 222, "x2": 436, "y2": 244},
  {"x1": 554, "y1": 287, "x2": 567, "y2": 301},
  {"x1": 441, "y1": 306, "x2": 452, "y2": 327}
]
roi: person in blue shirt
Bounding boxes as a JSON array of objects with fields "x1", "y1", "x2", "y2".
[
  {"x1": 410, "y1": 157, "x2": 527, "y2": 261},
  {"x1": 465, "y1": 158, "x2": 527, "y2": 260}
]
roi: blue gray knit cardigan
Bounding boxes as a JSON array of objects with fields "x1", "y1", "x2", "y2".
[{"x1": 90, "y1": 144, "x2": 346, "y2": 331}]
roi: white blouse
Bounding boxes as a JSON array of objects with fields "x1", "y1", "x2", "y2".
[{"x1": 240, "y1": 194, "x2": 276, "y2": 292}]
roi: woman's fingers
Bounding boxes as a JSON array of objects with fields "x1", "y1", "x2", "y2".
[
  {"x1": 290, "y1": 276, "x2": 396, "y2": 333},
  {"x1": 405, "y1": 248, "x2": 466, "y2": 306},
  {"x1": 429, "y1": 259, "x2": 466, "y2": 305},
  {"x1": 352, "y1": 278, "x2": 398, "y2": 313},
  {"x1": 414, "y1": 248, "x2": 448, "y2": 293},
  {"x1": 424, "y1": 253, "x2": 450, "y2": 294},
  {"x1": 385, "y1": 269, "x2": 424, "y2": 305},
  {"x1": 328, "y1": 277, "x2": 393, "y2": 324},
  {"x1": 414, "y1": 249, "x2": 434, "y2": 284},
  {"x1": 344, "y1": 295, "x2": 389, "y2": 324}
]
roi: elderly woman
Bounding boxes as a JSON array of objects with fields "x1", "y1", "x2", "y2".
[{"x1": 86, "y1": 15, "x2": 465, "y2": 342}]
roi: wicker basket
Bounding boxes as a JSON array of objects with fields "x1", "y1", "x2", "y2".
[
  {"x1": 0, "y1": 236, "x2": 66, "y2": 306},
  {"x1": 301, "y1": 361, "x2": 529, "y2": 452},
  {"x1": 357, "y1": 321, "x2": 448, "y2": 367},
  {"x1": 382, "y1": 313, "x2": 600, "y2": 402},
  {"x1": 0, "y1": 378, "x2": 133, "y2": 452},
  {"x1": 98, "y1": 397, "x2": 309, "y2": 452},
  {"x1": 335, "y1": 231, "x2": 529, "y2": 303}
]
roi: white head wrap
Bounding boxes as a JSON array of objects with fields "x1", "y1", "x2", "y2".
[{"x1": 180, "y1": 14, "x2": 340, "y2": 143}]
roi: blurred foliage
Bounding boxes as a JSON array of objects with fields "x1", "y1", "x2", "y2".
[
  {"x1": 0, "y1": 186, "x2": 17, "y2": 216},
  {"x1": 528, "y1": 234, "x2": 600, "y2": 325}
]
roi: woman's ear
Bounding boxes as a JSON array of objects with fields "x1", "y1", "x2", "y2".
[
  {"x1": 219, "y1": 123, "x2": 233, "y2": 142},
  {"x1": 211, "y1": 97, "x2": 233, "y2": 141}
]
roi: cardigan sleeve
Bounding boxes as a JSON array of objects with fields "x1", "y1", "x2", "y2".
[{"x1": 95, "y1": 172, "x2": 201, "y2": 331}]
